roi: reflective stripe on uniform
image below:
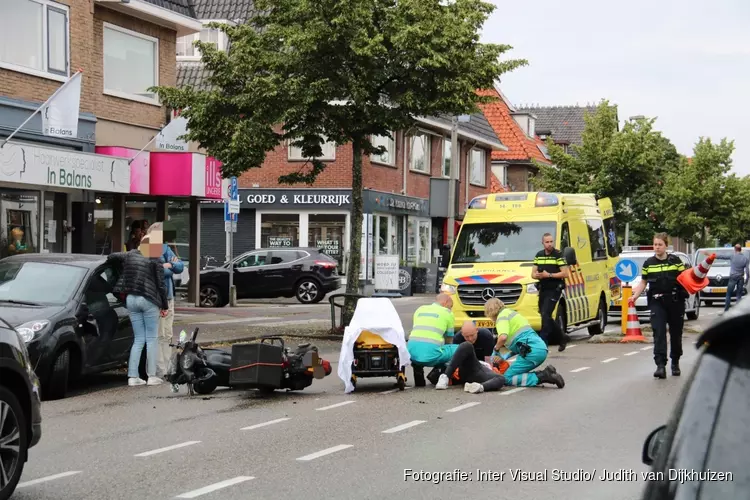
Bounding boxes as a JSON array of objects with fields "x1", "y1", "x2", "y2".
[
  {"x1": 417, "y1": 312, "x2": 440, "y2": 318},
  {"x1": 410, "y1": 303, "x2": 453, "y2": 344},
  {"x1": 407, "y1": 336, "x2": 443, "y2": 345}
]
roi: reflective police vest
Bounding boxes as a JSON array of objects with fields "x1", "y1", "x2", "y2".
[
  {"x1": 496, "y1": 308, "x2": 531, "y2": 347},
  {"x1": 410, "y1": 303, "x2": 453, "y2": 345}
]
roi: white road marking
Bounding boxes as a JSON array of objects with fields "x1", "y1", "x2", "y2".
[
  {"x1": 17, "y1": 471, "x2": 82, "y2": 488},
  {"x1": 296, "y1": 444, "x2": 353, "y2": 461},
  {"x1": 602, "y1": 357, "x2": 618, "y2": 363},
  {"x1": 570, "y1": 367, "x2": 590, "y2": 373},
  {"x1": 446, "y1": 402, "x2": 482, "y2": 413},
  {"x1": 564, "y1": 344, "x2": 576, "y2": 348},
  {"x1": 316, "y1": 400, "x2": 355, "y2": 411},
  {"x1": 135, "y1": 441, "x2": 201, "y2": 457},
  {"x1": 624, "y1": 351, "x2": 639, "y2": 356},
  {"x1": 641, "y1": 346, "x2": 654, "y2": 350},
  {"x1": 190, "y1": 316, "x2": 282, "y2": 325},
  {"x1": 175, "y1": 476, "x2": 255, "y2": 498},
  {"x1": 241, "y1": 417, "x2": 290, "y2": 431},
  {"x1": 382, "y1": 420, "x2": 426, "y2": 434},
  {"x1": 501, "y1": 388, "x2": 527, "y2": 396},
  {"x1": 380, "y1": 386, "x2": 412, "y2": 394}
]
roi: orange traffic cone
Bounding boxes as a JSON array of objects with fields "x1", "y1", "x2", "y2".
[
  {"x1": 621, "y1": 302, "x2": 646, "y2": 343},
  {"x1": 677, "y1": 253, "x2": 716, "y2": 294}
]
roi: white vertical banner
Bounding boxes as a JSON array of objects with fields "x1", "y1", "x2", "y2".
[
  {"x1": 156, "y1": 109, "x2": 189, "y2": 151},
  {"x1": 42, "y1": 71, "x2": 83, "y2": 138}
]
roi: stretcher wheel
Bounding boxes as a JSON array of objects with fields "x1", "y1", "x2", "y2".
[
  {"x1": 396, "y1": 376, "x2": 406, "y2": 391},
  {"x1": 350, "y1": 375, "x2": 357, "y2": 390}
]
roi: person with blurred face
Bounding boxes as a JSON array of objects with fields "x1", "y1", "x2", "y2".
[{"x1": 629, "y1": 233, "x2": 688, "y2": 379}]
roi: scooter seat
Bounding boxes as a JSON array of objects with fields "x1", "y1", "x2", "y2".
[{"x1": 297, "y1": 342, "x2": 311, "y2": 349}]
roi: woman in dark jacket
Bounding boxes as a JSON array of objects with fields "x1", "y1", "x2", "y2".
[{"x1": 107, "y1": 234, "x2": 169, "y2": 387}]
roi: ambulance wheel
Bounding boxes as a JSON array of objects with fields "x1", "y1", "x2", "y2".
[{"x1": 588, "y1": 298, "x2": 607, "y2": 336}]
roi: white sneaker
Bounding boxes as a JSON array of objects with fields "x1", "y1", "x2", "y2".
[
  {"x1": 147, "y1": 377, "x2": 164, "y2": 386},
  {"x1": 128, "y1": 377, "x2": 146, "y2": 386},
  {"x1": 465, "y1": 382, "x2": 484, "y2": 394},
  {"x1": 435, "y1": 374, "x2": 449, "y2": 390}
]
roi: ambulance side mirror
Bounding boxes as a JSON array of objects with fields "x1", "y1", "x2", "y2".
[{"x1": 563, "y1": 247, "x2": 577, "y2": 266}]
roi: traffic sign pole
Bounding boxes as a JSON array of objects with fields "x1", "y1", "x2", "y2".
[
  {"x1": 614, "y1": 258, "x2": 639, "y2": 335},
  {"x1": 225, "y1": 176, "x2": 240, "y2": 307}
]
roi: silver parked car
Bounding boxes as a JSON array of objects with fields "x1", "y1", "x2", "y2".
[
  {"x1": 693, "y1": 247, "x2": 749, "y2": 307},
  {"x1": 608, "y1": 249, "x2": 700, "y2": 322}
]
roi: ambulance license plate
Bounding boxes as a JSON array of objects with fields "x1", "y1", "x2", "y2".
[
  {"x1": 475, "y1": 320, "x2": 494, "y2": 328},
  {"x1": 712, "y1": 287, "x2": 727, "y2": 294}
]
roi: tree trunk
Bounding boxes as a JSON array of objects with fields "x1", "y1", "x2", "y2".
[{"x1": 342, "y1": 136, "x2": 364, "y2": 327}]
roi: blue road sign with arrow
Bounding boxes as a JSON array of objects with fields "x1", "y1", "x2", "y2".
[{"x1": 615, "y1": 258, "x2": 638, "y2": 283}]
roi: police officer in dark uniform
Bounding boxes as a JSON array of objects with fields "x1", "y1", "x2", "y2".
[
  {"x1": 629, "y1": 233, "x2": 688, "y2": 379},
  {"x1": 532, "y1": 233, "x2": 571, "y2": 351}
]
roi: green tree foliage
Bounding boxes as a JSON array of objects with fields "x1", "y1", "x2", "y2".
[
  {"x1": 150, "y1": 0, "x2": 526, "y2": 324},
  {"x1": 533, "y1": 101, "x2": 681, "y2": 245},
  {"x1": 659, "y1": 138, "x2": 748, "y2": 246}
]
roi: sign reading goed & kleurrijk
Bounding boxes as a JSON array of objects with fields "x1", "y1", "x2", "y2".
[{"x1": 0, "y1": 142, "x2": 130, "y2": 193}]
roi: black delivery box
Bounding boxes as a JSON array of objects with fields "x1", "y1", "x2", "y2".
[{"x1": 229, "y1": 341, "x2": 284, "y2": 388}]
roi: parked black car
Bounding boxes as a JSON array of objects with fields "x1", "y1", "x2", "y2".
[
  {"x1": 193, "y1": 248, "x2": 341, "y2": 307},
  {"x1": 640, "y1": 297, "x2": 750, "y2": 499},
  {"x1": 0, "y1": 254, "x2": 137, "y2": 400},
  {"x1": 0, "y1": 316, "x2": 42, "y2": 500}
]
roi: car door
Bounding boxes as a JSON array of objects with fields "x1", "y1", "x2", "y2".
[
  {"x1": 233, "y1": 251, "x2": 270, "y2": 298},
  {"x1": 677, "y1": 253, "x2": 695, "y2": 310},
  {"x1": 267, "y1": 250, "x2": 306, "y2": 294},
  {"x1": 79, "y1": 265, "x2": 132, "y2": 369}
]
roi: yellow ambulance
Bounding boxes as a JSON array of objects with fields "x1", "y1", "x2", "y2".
[{"x1": 440, "y1": 192, "x2": 621, "y2": 336}]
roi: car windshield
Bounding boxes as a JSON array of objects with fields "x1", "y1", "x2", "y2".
[
  {"x1": 0, "y1": 261, "x2": 87, "y2": 305},
  {"x1": 698, "y1": 249, "x2": 750, "y2": 268},
  {"x1": 452, "y1": 221, "x2": 556, "y2": 264}
]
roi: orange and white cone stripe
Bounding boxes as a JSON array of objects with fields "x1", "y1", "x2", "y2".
[{"x1": 694, "y1": 254, "x2": 715, "y2": 279}]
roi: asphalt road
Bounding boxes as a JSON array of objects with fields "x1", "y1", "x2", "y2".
[{"x1": 12, "y1": 305, "x2": 727, "y2": 500}]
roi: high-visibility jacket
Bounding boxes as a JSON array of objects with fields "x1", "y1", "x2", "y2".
[
  {"x1": 409, "y1": 303, "x2": 454, "y2": 345},
  {"x1": 495, "y1": 308, "x2": 532, "y2": 347}
]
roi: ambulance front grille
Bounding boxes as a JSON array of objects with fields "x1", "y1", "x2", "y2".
[{"x1": 457, "y1": 284, "x2": 522, "y2": 306}]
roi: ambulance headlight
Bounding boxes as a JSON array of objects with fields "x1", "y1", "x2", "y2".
[
  {"x1": 526, "y1": 283, "x2": 539, "y2": 294},
  {"x1": 441, "y1": 283, "x2": 456, "y2": 294}
]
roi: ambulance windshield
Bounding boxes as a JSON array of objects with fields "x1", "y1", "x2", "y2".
[{"x1": 452, "y1": 221, "x2": 556, "y2": 264}]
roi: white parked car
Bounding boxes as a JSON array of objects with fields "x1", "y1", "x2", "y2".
[{"x1": 608, "y1": 249, "x2": 700, "y2": 322}]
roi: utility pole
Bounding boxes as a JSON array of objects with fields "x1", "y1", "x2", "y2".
[
  {"x1": 446, "y1": 116, "x2": 460, "y2": 245},
  {"x1": 624, "y1": 197, "x2": 630, "y2": 247}
]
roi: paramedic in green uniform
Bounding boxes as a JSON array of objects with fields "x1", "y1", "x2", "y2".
[
  {"x1": 407, "y1": 294, "x2": 457, "y2": 387},
  {"x1": 490, "y1": 298, "x2": 565, "y2": 388}
]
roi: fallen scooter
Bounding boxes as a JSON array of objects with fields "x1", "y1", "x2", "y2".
[
  {"x1": 166, "y1": 330, "x2": 332, "y2": 396},
  {"x1": 164, "y1": 327, "x2": 216, "y2": 396}
]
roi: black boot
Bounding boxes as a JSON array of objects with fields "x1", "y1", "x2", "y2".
[
  {"x1": 426, "y1": 367, "x2": 442, "y2": 386},
  {"x1": 413, "y1": 366, "x2": 425, "y2": 387},
  {"x1": 534, "y1": 366, "x2": 565, "y2": 388},
  {"x1": 671, "y1": 361, "x2": 681, "y2": 376},
  {"x1": 654, "y1": 365, "x2": 666, "y2": 379}
]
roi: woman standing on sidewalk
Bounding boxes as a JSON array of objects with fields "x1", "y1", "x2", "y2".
[{"x1": 108, "y1": 233, "x2": 169, "y2": 386}]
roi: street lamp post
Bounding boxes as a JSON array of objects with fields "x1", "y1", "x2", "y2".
[{"x1": 446, "y1": 114, "x2": 469, "y2": 246}]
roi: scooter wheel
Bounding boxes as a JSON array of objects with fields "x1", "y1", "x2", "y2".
[{"x1": 194, "y1": 378, "x2": 218, "y2": 395}]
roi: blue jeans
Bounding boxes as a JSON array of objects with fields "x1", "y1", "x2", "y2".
[
  {"x1": 126, "y1": 295, "x2": 160, "y2": 378},
  {"x1": 724, "y1": 276, "x2": 745, "y2": 311}
]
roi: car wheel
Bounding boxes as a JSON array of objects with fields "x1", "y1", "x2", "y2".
[
  {"x1": 295, "y1": 279, "x2": 322, "y2": 304},
  {"x1": 199, "y1": 285, "x2": 223, "y2": 307},
  {"x1": 44, "y1": 348, "x2": 70, "y2": 401},
  {"x1": 588, "y1": 297, "x2": 607, "y2": 336},
  {"x1": 686, "y1": 295, "x2": 700, "y2": 320},
  {"x1": 0, "y1": 386, "x2": 28, "y2": 500}
]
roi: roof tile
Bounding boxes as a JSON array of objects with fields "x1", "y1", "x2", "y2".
[
  {"x1": 476, "y1": 88, "x2": 552, "y2": 165},
  {"x1": 143, "y1": 0, "x2": 196, "y2": 18},
  {"x1": 192, "y1": 0, "x2": 258, "y2": 21},
  {"x1": 516, "y1": 105, "x2": 609, "y2": 145}
]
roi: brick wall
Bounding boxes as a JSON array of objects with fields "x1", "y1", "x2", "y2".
[
  {"x1": 0, "y1": 0, "x2": 175, "y2": 132},
  {"x1": 506, "y1": 164, "x2": 530, "y2": 192}
]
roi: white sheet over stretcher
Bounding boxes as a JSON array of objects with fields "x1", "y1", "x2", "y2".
[{"x1": 337, "y1": 297, "x2": 411, "y2": 393}]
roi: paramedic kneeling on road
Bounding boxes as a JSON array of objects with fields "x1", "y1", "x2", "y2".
[
  {"x1": 489, "y1": 298, "x2": 565, "y2": 388},
  {"x1": 407, "y1": 294, "x2": 457, "y2": 387}
]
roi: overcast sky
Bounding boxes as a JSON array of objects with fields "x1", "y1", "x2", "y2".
[{"x1": 482, "y1": 0, "x2": 750, "y2": 175}]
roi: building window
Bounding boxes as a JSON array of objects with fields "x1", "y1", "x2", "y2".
[
  {"x1": 103, "y1": 24, "x2": 159, "y2": 105},
  {"x1": 442, "y1": 138, "x2": 451, "y2": 178},
  {"x1": 288, "y1": 137, "x2": 336, "y2": 160},
  {"x1": 0, "y1": 190, "x2": 40, "y2": 259},
  {"x1": 261, "y1": 213, "x2": 300, "y2": 248},
  {"x1": 409, "y1": 133, "x2": 430, "y2": 173},
  {"x1": 586, "y1": 219, "x2": 607, "y2": 261},
  {"x1": 177, "y1": 27, "x2": 224, "y2": 58},
  {"x1": 407, "y1": 217, "x2": 433, "y2": 265},
  {"x1": 470, "y1": 149, "x2": 486, "y2": 186},
  {"x1": 370, "y1": 133, "x2": 395, "y2": 166},
  {"x1": 0, "y1": 0, "x2": 69, "y2": 79},
  {"x1": 309, "y1": 214, "x2": 346, "y2": 271}
]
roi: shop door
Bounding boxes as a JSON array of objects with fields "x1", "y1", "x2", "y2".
[
  {"x1": 308, "y1": 214, "x2": 345, "y2": 272},
  {"x1": 43, "y1": 192, "x2": 67, "y2": 253}
]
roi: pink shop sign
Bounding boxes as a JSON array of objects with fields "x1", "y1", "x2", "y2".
[
  {"x1": 149, "y1": 152, "x2": 223, "y2": 199},
  {"x1": 94, "y1": 146, "x2": 150, "y2": 194}
]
